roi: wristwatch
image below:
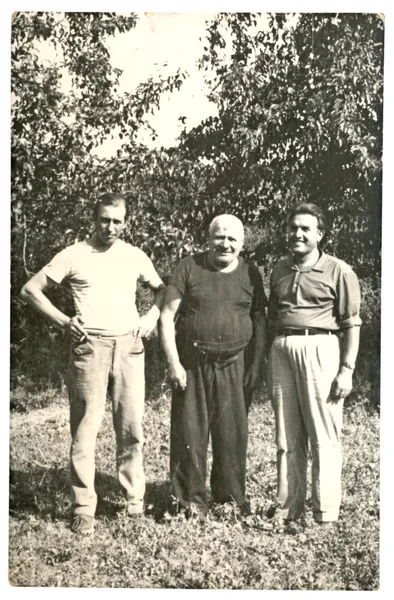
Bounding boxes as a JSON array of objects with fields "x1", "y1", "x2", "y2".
[{"x1": 341, "y1": 361, "x2": 355, "y2": 371}]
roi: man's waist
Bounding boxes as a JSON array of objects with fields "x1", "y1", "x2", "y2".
[
  {"x1": 176, "y1": 336, "x2": 249, "y2": 358},
  {"x1": 85, "y1": 328, "x2": 135, "y2": 338},
  {"x1": 276, "y1": 327, "x2": 339, "y2": 337}
]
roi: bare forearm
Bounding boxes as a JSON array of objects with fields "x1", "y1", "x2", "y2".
[
  {"x1": 21, "y1": 288, "x2": 69, "y2": 329},
  {"x1": 159, "y1": 314, "x2": 181, "y2": 368},
  {"x1": 331, "y1": 326, "x2": 361, "y2": 398},
  {"x1": 146, "y1": 286, "x2": 166, "y2": 320},
  {"x1": 340, "y1": 326, "x2": 361, "y2": 369}
]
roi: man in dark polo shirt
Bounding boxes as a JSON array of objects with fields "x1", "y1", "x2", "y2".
[
  {"x1": 267, "y1": 203, "x2": 361, "y2": 527},
  {"x1": 160, "y1": 214, "x2": 267, "y2": 516}
]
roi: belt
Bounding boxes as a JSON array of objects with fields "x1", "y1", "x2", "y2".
[{"x1": 276, "y1": 328, "x2": 335, "y2": 337}]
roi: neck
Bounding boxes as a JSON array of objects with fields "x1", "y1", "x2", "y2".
[
  {"x1": 207, "y1": 252, "x2": 239, "y2": 273},
  {"x1": 89, "y1": 232, "x2": 116, "y2": 252},
  {"x1": 293, "y1": 247, "x2": 320, "y2": 268}
]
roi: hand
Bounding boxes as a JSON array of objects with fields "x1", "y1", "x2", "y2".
[
  {"x1": 167, "y1": 362, "x2": 187, "y2": 391},
  {"x1": 244, "y1": 362, "x2": 261, "y2": 393},
  {"x1": 66, "y1": 316, "x2": 89, "y2": 343},
  {"x1": 330, "y1": 368, "x2": 353, "y2": 401},
  {"x1": 132, "y1": 312, "x2": 158, "y2": 339}
]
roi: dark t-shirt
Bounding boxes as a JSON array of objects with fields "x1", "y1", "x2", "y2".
[{"x1": 169, "y1": 252, "x2": 266, "y2": 354}]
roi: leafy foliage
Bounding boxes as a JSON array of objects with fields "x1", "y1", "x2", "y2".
[
  {"x1": 179, "y1": 13, "x2": 383, "y2": 275},
  {"x1": 11, "y1": 11, "x2": 187, "y2": 383},
  {"x1": 11, "y1": 12, "x2": 382, "y2": 404}
]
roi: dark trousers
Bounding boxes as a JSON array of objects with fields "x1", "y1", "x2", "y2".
[{"x1": 170, "y1": 345, "x2": 250, "y2": 511}]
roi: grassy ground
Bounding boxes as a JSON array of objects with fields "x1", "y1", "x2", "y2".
[{"x1": 9, "y1": 386, "x2": 379, "y2": 590}]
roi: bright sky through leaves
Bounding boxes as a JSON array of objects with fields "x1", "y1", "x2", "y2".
[{"x1": 97, "y1": 12, "x2": 219, "y2": 155}]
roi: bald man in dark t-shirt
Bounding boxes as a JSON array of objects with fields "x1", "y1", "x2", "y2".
[{"x1": 160, "y1": 215, "x2": 268, "y2": 516}]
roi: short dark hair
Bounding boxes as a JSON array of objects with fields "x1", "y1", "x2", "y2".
[
  {"x1": 286, "y1": 203, "x2": 327, "y2": 231},
  {"x1": 93, "y1": 192, "x2": 127, "y2": 220}
]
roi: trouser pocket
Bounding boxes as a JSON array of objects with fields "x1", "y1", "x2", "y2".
[
  {"x1": 128, "y1": 337, "x2": 144, "y2": 355},
  {"x1": 71, "y1": 340, "x2": 94, "y2": 356}
]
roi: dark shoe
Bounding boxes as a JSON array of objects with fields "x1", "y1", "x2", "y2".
[
  {"x1": 186, "y1": 504, "x2": 208, "y2": 523},
  {"x1": 167, "y1": 494, "x2": 181, "y2": 516},
  {"x1": 71, "y1": 514, "x2": 94, "y2": 535},
  {"x1": 258, "y1": 516, "x2": 289, "y2": 532},
  {"x1": 210, "y1": 499, "x2": 250, "y2": 521}
]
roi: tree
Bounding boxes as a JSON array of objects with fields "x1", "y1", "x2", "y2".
[
  {"x1": 170, "y1": 13, "x2": 382, "y2": 404},
  {"x1": 179, "y1": 13, "x2": 383, "y2": 278},
  {"x1": 11, "y1": 12, "x2": 187, "y2": 386}
]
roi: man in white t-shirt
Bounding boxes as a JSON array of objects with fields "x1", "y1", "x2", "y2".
[{"x1": 20, "y1": 193, "x2": 165, "y2": 535}]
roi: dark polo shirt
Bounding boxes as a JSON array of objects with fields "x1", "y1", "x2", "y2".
[
  {"x1": 170, "y1": 252, "x2": 266, "y2": 354},
  {"x1": 268, "y1": 251, "x2": 361, "y2": 332}
]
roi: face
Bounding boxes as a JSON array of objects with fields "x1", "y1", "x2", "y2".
[
  {"x1": 287, "y1": 213, "x2": 324, "y2": 257},
  {"x1": 208, "y1": 221, "x2": 244, "y2": 268},
  {"x1": 95, "y1": 203, "x2": 126, "y2": 247}
]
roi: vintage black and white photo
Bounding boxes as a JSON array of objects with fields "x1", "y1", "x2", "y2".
[{"x1": 9, "y1": 9, "x2": 383, "y2": 590}]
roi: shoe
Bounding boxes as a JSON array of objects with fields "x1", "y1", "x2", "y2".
[
  {"x1": 210, "y1": 500, "x2": 250, "y2": 521},
  {"x1": 186, "y1": 504, "x2": 208, "y2": 523},
  {"x1": 259, "y1": 516, "x2": 288, "y2": 532},
  {"x1": 71, "y1": 514, "x2": 94, "y2": 535},
  {"x1": 167, "y1": 495, "x2": 180, "y2": 516},
  {"x1": 317, "y1": 521, "x2": 335, "y2": 528},
  {"x1": 126, "y1": 504, "x2": 144, "y2": 518}
]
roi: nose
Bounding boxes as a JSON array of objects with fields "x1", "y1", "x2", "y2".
[
  {"x1": 108, "y1": 221, "x2": 116, "y2": 232},
  {"x1": 294, "y1": 227, "x2": 303, "y2": 239},
  {"x1": 221, "y1": 237, "x2": 230, "y2": 249}
]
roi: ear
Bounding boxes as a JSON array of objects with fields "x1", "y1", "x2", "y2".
[{"x1": 317, "y1": 229, "x2": 324, "y2": 242}]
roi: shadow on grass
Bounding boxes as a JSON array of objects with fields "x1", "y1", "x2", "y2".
[
  {"x1": 10, "y1": 464, "x2": 172, "y2": 524},
  {"x1": 10, "y1": 465, "x2": 71, "y2": 520},
  {"x1": 144, "y1": 480, "x2": 172, "y2": 522},
  {"x1": 9, "y1": 466, "x2": 124, "y2": 521}
]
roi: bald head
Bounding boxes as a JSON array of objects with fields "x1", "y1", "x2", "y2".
[
  {"x1": 207, "y1": 214, "x2": 244, "y2": 270},
  {"x1": 208, "y1": 215, "x2": 244, "y2": 240}
]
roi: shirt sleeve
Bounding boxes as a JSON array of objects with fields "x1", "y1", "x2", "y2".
[
  {"x1": 42, "y1": 248, "x2": 72, "y2": 284},
  {"x1": 137, "y1": 248, "x2": 163, "y2": 286},
  {"x1": 336, "y1": 266, "x2": 362, "y2": 329},
  {"x1": 168, "y1": 257, "x2": 189, "y2": 296}
]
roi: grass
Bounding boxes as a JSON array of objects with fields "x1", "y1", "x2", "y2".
[{"x1": 9, "y1": 386, "x2": 379, "y2": 589}]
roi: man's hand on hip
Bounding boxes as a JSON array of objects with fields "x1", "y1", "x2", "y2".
[
  {"x1": 65, "y1": 316, "x2": 89, "y2": 343},
  {"x1": 167, "y1": 362, "x2": 187, "y2": 391}
]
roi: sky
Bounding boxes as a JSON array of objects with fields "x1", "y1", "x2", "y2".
[
  {"x1": 101, "y1": 12, "x2": 218, "y2": 153},
  {"x1": 25, "y1": 12, "x2": 220, "y2": 156},
  {"x1": 94, "y1": 12, "x2": 274, "y2": 156}
]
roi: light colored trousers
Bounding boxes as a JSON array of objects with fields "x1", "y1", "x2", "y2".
[
  {"x1": 67, "y1": 332, "x2": 145, "y2": 517},
  {"x1": 268, "y1": 333, "x2": 343, "y2": 522}
]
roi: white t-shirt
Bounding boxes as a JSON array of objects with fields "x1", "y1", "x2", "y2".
[{"x1": 42, "y1": 239, "x2": 160, "y2": 335}]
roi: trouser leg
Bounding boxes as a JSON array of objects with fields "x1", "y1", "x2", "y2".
[
  {"x1": 210, "y1": 351, "x2": 248, "y2": 505},
  {"x1": 268, "y1": 338, "x2": 308, "y2": 520},
  {"x1": 68, "y1": 338, "x2": 111, "y2": 517},
  {"x1": 170, "y1": 361, "x2": 210, "y2": 511},
  {"x1": 111, "y1": 334, "x2": 146, "y2": 512},
  {"x1": 296, "y1": 335, "x2": 343, "y2": 522}
]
